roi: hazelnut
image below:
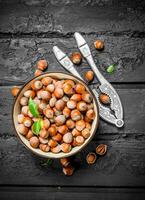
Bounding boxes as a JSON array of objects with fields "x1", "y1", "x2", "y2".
[
  {"x1": 23, "y1": 117, "x2": 33, "y2": 127},
  {"x1": 48, "y1": 126, "x2": 57, "y2": 137},
  {"x1": 77, "y1": 101, "x2": 87, "y2": 112},
  {"x1": 61, "y1": 143, "x2": 71, "y2": 153},
  {"x1": 63, "y1": 132, "x2": 73, "y2": 144},
  {"x1": 37, "y1": 59, "x2": 48, "y2": 71},
  {"x1": 62, "y1": 95, "x2": 69, "y2": 102},
  {"x1": 63, "y1": 107, "x2": 71, "y2": 118},
  {"x1": 28, "y1": 110, "x2": 33, "y2": 118},
  {"x1": 67, "y1": 100, "x2": 77, "y2": 110},
  {"x1": 70, "y1": 52, "x2": 82, "y2": 65},
  {"x1": 24, "y1": 90, "x2": 35, "y2": 98},
  {"x1": 64, "y1": 80, "x2": 75, "y2": 87},
  {"x1": 60, "y1": 157, "x2": 70, "y2": 167},
  {"x1": 49, "y1": 97, "x2": 57, "y2": 108},
  {"x1": 26, "y1": 130, "x2": 33, "y2": 140},
  {"x1": 70, "y1": 94, "x2": 82, "y2": 102},
  {"x1": 94, "y1": 39, "x2": 104, "y2": 50},
  {"x1": 43, "y1": 108, "x2": 54, "y2": 119},
  {"x1": 63, "y1": 83, "x2": 74, "y2": 95},
  {"x1": 48, "y1": 139, "x2": 57, "y2": 148},
  {"x1": 82, "y1": 128, "x2": 90, "y2": 139},
  {"x1": 71, "y1": 109, "x2": 81, "y2": 121},
  {"x1": 82, "y1": 93, "x2": 92, "y2": 103},
  {"x1": 84, "y1": 71, "x2": 94, "y2": 82},
  {"x1": 99, "y1": 93, "x2": 110, "y2": 105},
  {"x1": 55, "y1": 80, "x2": 64, "y2": 89},
  {"x1": 66, "y1": 119, "x2": 75, "y2": 129},
  {"x1": 39, "y1": 137, "x2": 49, "y2": 144},
  {"x1": 71, "y1": 138, "x2": 77, "y2": 147},
  {"x1": 43, "y1": 118, "x2": 50, "y2": 129},
  {"x1": 58, "y1": 125, "x2": 68, "y2": 135},
  {"x1": 21, "y1": 106, "x2": 29, "y2": 116},
  {"x1": 46, "y1": 84, "x2": 55, "y2": 93},
  {"x1": 75, "y1": 83, "x2": 86, "y2": 94},
  {"x1": 63, "y1": 165, "x2": 74, "y2": 176},
  {"x1": 30, "y1": 136, "x2": 39, "y2": 148},
  {"x1": 31, "y1": 80, "x2": 43, "y2": 90},
  {"x1": 87, "y1": 103, "x2": 94, "y2": 110},
  {"x1": 33, "y1": 97, "x2": 40, "y2": 105},
  {"x1": 55, "y1": 115, "x2": 66, "y2": 126},
  {"x1": 39, "y1": 129, "x2": 49, "y2": 139},
  {"x1": 20, "y1": 97, "x2": 28, "y2": 106},
  {"x1": 17, "y1": 114, "x2": 25, "y2": 123},
  {"x1": 72, "y1": 128, "x2": 81, "y2": 137},
  {"x1": 34, "y1": 69, "x2": 43, "y2": 77},
  {"x1": 86, "y1": 109, "x2": 95, "y2": 120},
  {"x1": 96, "y1": 144, "x2": 107, "y2": 155},
  {"x1": 54, "y1": 88, "x2": 64, "y2": 99},
  {"x1": 39, "y1": 144, "x2": 50, "y2": 152},
  {"x1": 75, "y1": 135, "x2": 85, "y2": 145},
  {"x1": 86, "y1": 152, "x2": 97, "y2": 164},
  {"x1": 17, "y1": 124, "x2": 28, "y2": 135},
  {"x1": 52, "y1": 133, "x2": 62, "y2": 142},
  {"x1": 55, "y1": 99, "x2": 65, "y2": 111},
  {"x1": 75, "y1": 120, "x2": 85, "y2": 131},
  {"x1": 40, "y1": 90, "x2": 51, "y2": 100},
  {"x1": 11, "y1": 86, "x2": 20, "y2": 97},
  {"x1": 53, "y1": 107, "x2": 62, "y2": 116},
  {"x1": 41, "y1": 77, "x2": 52, "y2": 86},
  {"x1": 85, "y1": 122, "x2": 91, "y2": 130},
  {"x1": 38, "y1": 101, "x2": 47, "y2": 112},
  {"x1": 51, "y1": 145, "x2": 61, "y2": 153},
  {"x1": 84, "y1": 116, "x2": 92, "y2": 123}
]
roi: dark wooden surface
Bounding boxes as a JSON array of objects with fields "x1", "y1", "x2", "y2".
[{"x1": 0, "y1": 0, "x2": 145, "y2": 199}]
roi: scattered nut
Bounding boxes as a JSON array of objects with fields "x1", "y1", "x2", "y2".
[
  {"x1": 63, "y1": 165, "x2": 74, "y2": 176},
  {"x1": 34, "y1": 69, "x2": 43, "y2": 77},
  {"x1": 85, "y1": 71, "x2": 94, "y2": 82},
  {"x1": 86, "y1": 152, "x2": 97, "y2": 164},
  {"x1": 11, "y1": 86, "x2": 20, "y2": 97},
  {"x1": 94, "y1": 40, "x2": 104, "y2": 50},
  {"x1": 96, "y1": 144, "x2": 107, "y2": 155},
  {"x1": 70, "y1": 52, "x2": 82, "y2": 65},
  {"x1": 37, "y1": 59, "x2": 48, "y2": 71}
]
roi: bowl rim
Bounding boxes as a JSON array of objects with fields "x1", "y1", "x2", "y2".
[{"x1": 12, "y1": 71, "x2": 99, "y2": 159}]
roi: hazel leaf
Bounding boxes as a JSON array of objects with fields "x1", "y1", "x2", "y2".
[
  {"x1": 32, "y1": 119, "x2": 43, "y2": 135},
  {"x1": 28, "y1": 97, "x2": 39, "y2": 117},
  {"x1": 106, "y1": 64, "x2": 116, "y2": 74}
]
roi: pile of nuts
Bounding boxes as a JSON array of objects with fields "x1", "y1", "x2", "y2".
[{"x1": 17, "y1": 76, "x2": 95, "y2": 154}]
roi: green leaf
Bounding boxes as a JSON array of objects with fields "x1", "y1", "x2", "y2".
[
  {"x1": 106, "y1": 64, "x2": 116, "y2": 74},
  {"x1": 32, "y1": 119, "x2": 43, "y2": 135},
  {"x1": 28, "y1": 97, "x2": 39, "y2": 117}
]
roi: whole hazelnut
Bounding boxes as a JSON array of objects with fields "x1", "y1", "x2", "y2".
[
  {"x1": 61, "y1": 143, "x2": 71, "y2": 153},
  {"x1": 41, "y1": 77, "x2": 52, "y2": 86},
  {"x1": 23, "y1": 117, "x2": 33, "y2": 127},
  {"x1": 63, "y1": 165, "x2": 74, "y2": 176},
  {"x1": 39, "y1": 129, "x2": 49, "y2": 139},
  {"x1": 86, "y1": 109, "x2": 95, "y2": 120},
  {"x1": 51, "y1": 145, "x2": 61, "y2": 153},
  {"x1": 67, "y1": 100, "x2": 77, "y2": 110},
  {"x1": 17, "y1": 114, "x2": 25, "y2": 124},
  {"x1": 58, "y1": 125, "x2": 68, "y2": 135},
  {"x1": 75, "y1": 135, "x2": 85, "y2": 145},
  {"x1": 49, "y1": 97, "x2": 57, "y2": 107},
  {"x1": 63, "y1": 132, "x2": 73, "y2": 144},
  {"x1": 37, "y1": 59, "x2": 48, "y2": 71},
  {"x1": 63, "y1": 107, "x2": 71, "y2": 118},
  {"x1": 75, "y1": 120, "x2": 85, "y2": 131},
  {"x1": 21, "y1": 106, "x2": 29, "y2": 116},
  {"x1": 55, "y1": 115, "x2": 66, "y2": 126},
  {"x1": 94, "y1": 39, "x2": 104, "y2": 50},
  {"x1": 63, "y1": 83, "x2": 74, "y2": 95},
  {"x1": 48, "y1": 139, "x2": 57, "y2": 148},
  {"x1": 85, "y1": 122, "x2": 91, "y2": 130},
  {"x1": 60, "y1": 157, "x2": 70, "y2": 167},
  {"x1": 70, "y1": 94, "x2": 82, "y2": 102},
  {"x1": 75, "y1": 83, "x2": 86, "y2": 94},
  {"x1": 17, "y1": 124, "x2": 28, "y2": 135},
  {"x1": 54, "y1": 88, "x2": 64, "y2": 99},
  {"x1": 99, "y1": 93, "x2": 110, "y2": 105},
  {"x1": 43, "y1": 118, "x2": 50, "y2": 129},
  {"x1": 39, "y1": 137, "x2": 48, "y2": 144},
  {"x1": 84, "y1": 71, "x2": 94, "y2": 82},
  {"x1": 55, "y1": 99, "x2": 65, "y2": 111},
  {"x1": 70, "y1": 52, "x2": 82, "y2": 65},
  {"x1": 11, "y1": 86, "x2": 20, "y2": 97},
  {"x1": 81, "y1": 128, "x2": 90, "y2": 139},
  {"x1": 43, "y1": 108, "x2": 54, "y2": 119},
  {"x1": 53, "y1": 107, "x2": 62, "y2": 116},
  {"x1": 20, "y1": 97, "x2": 28, "y2": 106},
  {"x1": 26, "y1": 130, "x2": 33, "y2": 140},
  {"x1": 30, "y1": 136, "x2": 39, "y2": 148},
  {"x1": 64, "y1": 80, "x2": 75, "y2": 87},
  {"x1": 77, "y1": 101, "x2": 87, "y2": 112},
  {"x1": 40, "y1": 90, "x2": 51, "y2": 100},
  {"x1": 48, "y1": 126, "x2": 57, "y2": 137},
  {"x1": 38, "y1": 101, "x2": 47, "y2": 112},
  {"x1": 82, "y1": 93, "x2": 92, "y2": 103},
  {"x1": 24, "y1": 90, "x2": 35, "y2": 98},
  {"x1": 62, "y1": 95, "x2": 69, "y2": 102},
  {"x1": 46, "y1": 84, "x2": 55, "y2": 93},
  {"x1": 39, "y1": 144, "x2": 50, "y2": 152},
  {"x1": 72, "y1": 128, "x2": 81, "y2": 137},
  {"x1": 52, "y1": 133, "x2": 62, "y2": 142},
  {"x1": 66, "y1": 119, "x2": 75, "y2": 129},
  {"x1": 31, "y1": 80, "x2": 43, "y2": 90},
  {"x1": 71, "y1": 109, "x2": 81, "y2": 121}
]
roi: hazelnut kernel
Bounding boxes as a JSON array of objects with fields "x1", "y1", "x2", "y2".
[
  {"x1": 72, "y1": 128, "x2": 81, "y2": 137},
  {"x1": 21, "y1": 106, "x2": 29, "y2": 116},
  {"x1": 49, "y1": 97, "x2": 57, "y2": 107},
  {"x1": 43, "y1": 118, "x2": 50, "y2": 129},
  {"x1": 86, "y1": 109, "x2": 95, "y2": 120},
  {"x1": 37, "y1": 59, "x2": 48, "y2": 71},
  {"x1": 30, "y1": 136, "x2": 39, "y2": 148},
  {"x1": 43, "y1": 108, "x2": 54, "y2": 119},
  {"x1": 63, "y1": 83, "x2": 74, "y2": 95},
  {"x1": 52, "y1": 133, "x2": 62, "y2": 142},
  {"x1": 26, "y1": 130, "x2": 33, "y2": 140},
  {"x1": 24, "y1": 90, "x2": 35, "y2": 98},
  {"x1": 70, "y1": 52, "x2": 82, "y2": 65},
  {"x1": 46, "y1": 84, "x2": 55, "y2": 93},
  {"x1": 94, "y1": 40, "x2": 104, "y2": 50},
  {"x1": 58, "y1": 125, "x2": 68, "y2": 135},
  {"x1": 23, "y1": 117, "x2": 33, "y2": 127}
]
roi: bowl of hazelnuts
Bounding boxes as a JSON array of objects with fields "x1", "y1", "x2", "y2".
[{"x1": 13, "y1": 72, "x2": 99, "y2": 158}]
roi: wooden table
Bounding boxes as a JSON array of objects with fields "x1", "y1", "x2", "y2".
[{"x1": 0, "y1": 0, "x2": 145, "y2": 199}]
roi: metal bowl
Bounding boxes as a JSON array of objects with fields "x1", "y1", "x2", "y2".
[{"x1": 13, "y1": 72, "x2": 99, "y2": 159}]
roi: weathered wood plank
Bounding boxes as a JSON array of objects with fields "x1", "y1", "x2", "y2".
[
  {"x1": 0, "y1": 137, "x2": 145, "y2": 186},
  {"x1": 0, "y1": 1, "x2": 144, "y2": 34},
  {"x1": 1, "y1": 86, "x2": 145, "y2": 137},
  {"x1": 0, "y1": 187, "x2": 145, "y2": 200},
  {"x1": 0, "y1": 37, "x2": 145, "y2": 84}
]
